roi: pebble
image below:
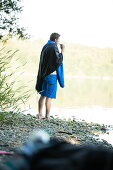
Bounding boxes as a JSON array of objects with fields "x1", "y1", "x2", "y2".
[{"x1": 0, "y1": 113, "x2": 113, "y2": 164}]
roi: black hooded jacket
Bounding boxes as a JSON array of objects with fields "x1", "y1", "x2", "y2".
[{"x1": 35, "y1": 43, "x2": 63, "y2": 93}]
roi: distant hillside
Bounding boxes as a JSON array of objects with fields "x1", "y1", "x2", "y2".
[{"x1": 1, "y1": 39, "x2": 113, "y2": 76}]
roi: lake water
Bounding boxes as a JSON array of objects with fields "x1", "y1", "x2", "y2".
[
  {"x1": 19, "y1": 75, "x2": 113, "y2": 124},
  {"x1": 18, "y1": 74, "x2": 113, "y2": 145}
]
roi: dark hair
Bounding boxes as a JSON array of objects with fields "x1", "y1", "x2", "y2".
[{"x1": 50, "y1": 33, "x2": 60, "y2": 41}]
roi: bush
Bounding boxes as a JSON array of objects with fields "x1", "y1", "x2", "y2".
[{"x1": 0, "y1": 48, "x2": 30, "y2": 120}]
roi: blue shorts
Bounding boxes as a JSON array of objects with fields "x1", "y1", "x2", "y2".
[{"x1": 41, "y1": 75, "x2": 57, "y2": 99}]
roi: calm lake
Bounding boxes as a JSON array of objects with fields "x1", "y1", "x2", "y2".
[
  {"x1": 18, "y1": 74, "x2": 113, "y2": 126},
  {"x1": 15, "y1": 74, "x2": 113, "y2": 145}
]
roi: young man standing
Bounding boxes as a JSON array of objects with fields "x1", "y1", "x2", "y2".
[{"x1": 36, "y1": 33, "x2": 65, "y2": 119}]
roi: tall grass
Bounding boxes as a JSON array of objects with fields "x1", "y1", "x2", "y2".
[{"x1": 0, "y1": 48, "x2": 30, "y2": 120}]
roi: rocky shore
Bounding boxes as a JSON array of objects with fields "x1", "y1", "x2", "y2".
[{"x1": 0, "y1": 113, "x2": 113, "y2": 164}]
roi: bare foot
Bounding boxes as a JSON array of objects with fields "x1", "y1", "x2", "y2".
[
  {"x1": 45, "y1": 115, "x2": 50, "y2": 120},
  {"x1": 38, "y1": 114, "x2": 42, "y2": 119}
]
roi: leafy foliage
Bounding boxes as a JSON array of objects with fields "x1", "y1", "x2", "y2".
[{"x1": 0, "y1": 0, "x2": 28, "y2": 39}]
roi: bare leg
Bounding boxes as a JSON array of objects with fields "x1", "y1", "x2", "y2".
[
  {"x1": 45, "y1": 97, "x2": 52, "y2": 119},
  {"x1": 38, "y1": 96, "x2": 45, "y2": 119}
]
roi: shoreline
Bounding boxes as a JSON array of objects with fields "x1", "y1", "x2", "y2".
[{"x1": 0, "y1": 113, "x2": 113, "y2": 163}]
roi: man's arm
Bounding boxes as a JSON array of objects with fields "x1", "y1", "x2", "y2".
[
  {"x1": 53, "y1": 45, "x2": 64, "y2": 67},
  {"x1": 60, "y1": 44, "x2": 65, "y2": 54}
]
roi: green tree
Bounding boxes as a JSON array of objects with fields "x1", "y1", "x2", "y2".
[{"x1": 0, "y1": 0, "x2": 28, "y2": 39}]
